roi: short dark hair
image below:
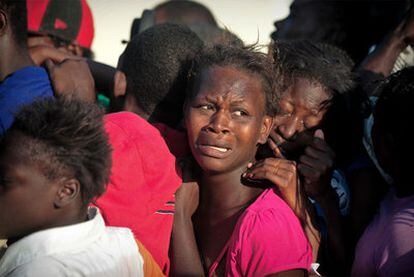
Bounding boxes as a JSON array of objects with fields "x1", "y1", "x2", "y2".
[
  {"x1": 188, "y1": 23, "x2": 243, "y2": 47},
  {"x1": 186, "y1": 44, "x2": 279, "y2": 116},
  {"x1": 272, "y1": 40, "x2": 354, "y2": 102},
  {"x1": 121, "y1": 23, "x2": 203, "y2": 127},
  {"x1": 0, "y1": 0, "x2": 27, "y2": 47},
  {"x1": 374, "y1": 66, "x2": 414, "y2": 156},
  {"x1": 4, "y1": 97, "x2": 112, "y2": 206},
  {"x1": 154, "y1": 0, "x2": 217, "y2": 26}
]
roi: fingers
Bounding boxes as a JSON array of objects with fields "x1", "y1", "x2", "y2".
[
  {"x1": 268, "y1": 128, "x2": 284, "y2": 146},
  {"x1": 177, "y1": 156, "x2": 197, "y2": 182},
  {"x1": 314, "y1": 129, "x2": 324, "y2": 140},
  {"x1": 249, "y1": 158, "x2": 295, "y2": 172},
  {"x1": 44, "y1": 59, "x2": 55, "y2": 73},
  {"x1": 268, "y1": 138, "x2": 285, "y2": 159},
  {"x1": 29, "y1": 45, "x2": 75, "y2": 66},
  {"x1": 244, "y1": 158, "x2": 297, "y2": 189},
  {"x1": 303, "y1": 129, "x2": 335, "y2": 159},
  {"x1": 297, "y1": 164, "x2": 319, "y2": 184},
  {"x1": 299, "y1": 150, "x2": 333, "y2": 175}
]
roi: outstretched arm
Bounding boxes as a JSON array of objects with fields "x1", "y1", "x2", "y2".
[{"x1": 360, "y1": 6, "x2": 414, "y2": 79}]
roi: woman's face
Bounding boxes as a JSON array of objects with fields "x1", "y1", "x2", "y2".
[
  {"x1": 272, "y1": 78, "x2": 330, "y2": 159},
  {"x1": 185, "y1": 65, "x2": 272, "y2": 175}
]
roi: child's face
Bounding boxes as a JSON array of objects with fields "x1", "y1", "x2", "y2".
[
  {"x1": 0, "y1": 136, "x2": 58, "y2": 240},
  {"x1": 185, "y1": 65, "x2": 272, "y2": 174},
  {"x1": 272, "y1": 78, "x2": 330, "y2": 159}
]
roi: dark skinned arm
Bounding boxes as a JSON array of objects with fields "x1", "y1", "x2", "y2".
[
  {"x1": 29, "y1": 45, "x2": 116, "y2": 100},
  {"x1": 170, "y1": 160, "x2": 205, "y2": 277},
  {"x1": 171, "y1": 212, "x2": 205, "y2": 277},
  {"x1": 315, "y1": 187, "x2": 347, "y2": 273},
  {"x1": 360, "y1": 6, "x2": 414, "y2": 80}
]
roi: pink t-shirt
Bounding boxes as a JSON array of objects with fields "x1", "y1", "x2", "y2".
[
  {"x1": 351, "y1": 189, "x2": 414, "y2": 277},
  {"x1": 209, "y1": 188, "x2": 312, "y2": 276}
]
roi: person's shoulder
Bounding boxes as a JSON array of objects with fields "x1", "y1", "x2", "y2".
[
  {"x1": 245, "y1": 188, "x2": 297, "y2": 217},
  {"x1": 232, "y1": 188, "x2": 309, "y2": 248},
  {"x1": 104, "y1": 111, "x2": 156, "y2": 138},
  {"x1": 104, "y1": 111, "x2": 171, "y2": 155},
  {"x1": 226, "y1": 189, "x2": 312, "y2": 275},
  {"x1": 7, "y1": 257, "x2": 69, "y2": 277},
  {"x1": 0, "y1": 66, "x2": 53, "y2": 99}
]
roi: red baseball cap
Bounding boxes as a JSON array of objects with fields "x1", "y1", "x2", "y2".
[{"x1": 27, "y1": 0, "x2": 94, "y2": 49}]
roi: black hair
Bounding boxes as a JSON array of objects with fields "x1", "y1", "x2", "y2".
[
  {"x1": 374, "y1": 66, "x2": 414, "y2": 158},
  {"x1": 271, "y1": 0, "x2": 408, "y2": 63},
  {"x1": 272, "y1": 40, "x2": 355, "y2": 102},
  {"x1": 121, "y1": 23, "x2": 203, "y2": 127},
  {"x1": 4, "y1": 97, "x2": 112, "y2": 206},
  {"x1": 0, "y1": 0, "x2": 27, "y2": 47},
  {"x1": 186, "y1": 44, "x2": 279, "y2": 117},
  {"x1": 154, "y1": 0, "x2": 217, "y2": 26},
  {"x1": 272, "y1": 40, "x2": 357, "y2": 165},
  {"x1": 188, "y1": 23, "x2": 243, "y2": 47}
]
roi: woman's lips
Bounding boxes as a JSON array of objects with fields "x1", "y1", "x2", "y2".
[{"x1": 197, "y1": 144, "x2": 232, "y2": 158}]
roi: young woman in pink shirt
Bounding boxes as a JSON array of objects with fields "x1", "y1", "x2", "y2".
[{"x1": 170, "y1": 45, "x2": 313, "y2": 277}]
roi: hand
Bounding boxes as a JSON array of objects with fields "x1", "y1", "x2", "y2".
[
  {"x1": 245, "y1": 140, "x2": 302, "y2": 216},
  {"x1": 395, "y1": 6, "x2": 414, "y2": 46},
  {"x1": 29, "y1": 45, "x2": 81, "y2": 66},
  {"x1": 297, "y1": 129, "x2": 335, "y2": 200},
  {"x1": 45, "y1": 59, "x2": 96, "y2": 102},
  {"x1": 174, "y1": 157, "x2": 200, "y2": 219}
]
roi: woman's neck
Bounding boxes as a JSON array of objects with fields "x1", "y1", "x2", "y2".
[{"x1": 198, "y1": 166, "x2": 263, "y2": 214}]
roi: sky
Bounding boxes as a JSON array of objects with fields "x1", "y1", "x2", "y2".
[{"x1": 88, "y1": 0, "x2": 293, "y2": 66}]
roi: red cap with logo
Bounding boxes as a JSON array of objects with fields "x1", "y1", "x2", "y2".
[{"x1": 27, "y1": 0, "x2": 94, "y2": 49}]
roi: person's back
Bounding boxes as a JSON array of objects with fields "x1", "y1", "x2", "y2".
[
  {"x1": 96, "y1": 111, "x2": 182, "y2": 273},
  {"x1": 0, "y1": 0, "x2": 53, "y2": 135}
]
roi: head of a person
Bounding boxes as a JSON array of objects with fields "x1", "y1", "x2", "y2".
[
  {"x1": 271, "y1": 40, "x2": 354, "y2": 160},
  {"x1": 271, "y1": 0, "x2": 408, "y2": 63},
  {"x1": 0, "y1": 0, "x2": 28, "y2": 49},
  {"x1": 26, "y1": 0, "x2": 95, "y2": 58},
  {"x1": 372, "y1": 67, "x2": 414, "y2": 197},
  {"x1": 184, "y1": 45, "x2": 278, "y2": 175},
  {"x1": 0, "y1": 98, "x2": 111, "y2": 241},
  {"x1": 154, "y1": 0, "x2": 216, "y2": 27},
  {"x1": 187, "y1": 23, "x2": 243, "y2": 47},
  {"x1": 115, "y1": 23, "x2": 203, "y2": 128}
]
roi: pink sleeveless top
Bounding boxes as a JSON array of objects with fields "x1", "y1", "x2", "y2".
[{"x1": 208, "y1": 188, "x2": 312, "y2": 277}]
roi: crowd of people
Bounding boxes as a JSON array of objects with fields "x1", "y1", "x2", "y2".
[{"x1": 0, "y1": 0, "x2": 413, "y2": 276}]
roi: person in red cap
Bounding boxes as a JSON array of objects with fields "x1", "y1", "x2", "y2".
[{"x1": 26, "y1": 0, "x2": 94, "y2": 58}]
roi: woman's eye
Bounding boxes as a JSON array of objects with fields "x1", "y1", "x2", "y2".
[
  {"x1": 233, "y1": 110, "x2": 247, "y2": 116},
  {"x1": 199, "y1": 104, "x2": 214, "y2": 110},
  {"x1": 278, "y1": 111, "x2": 292, "y2": 117}
]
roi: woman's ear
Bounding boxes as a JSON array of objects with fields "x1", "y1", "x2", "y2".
[
  {"x1": 0, "y1": 10, "x2": 7, "y2": 35},
  {"x1": 113, "y1": 70, "x2": 127, "y2": 98},
  {"x1": 54, "y1": 178, "x2": 81, "y2": 208},
  {"x1": 258, "y1": 116, "x2": 273, "y2": 144}
]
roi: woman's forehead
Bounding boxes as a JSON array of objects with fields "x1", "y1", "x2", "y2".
[
  {"x1": 282, "y1": 78, "x2": 330, "y2": 109},
  {"x1": 195, "y1": 66, "x2": 265, "y2": 99}
]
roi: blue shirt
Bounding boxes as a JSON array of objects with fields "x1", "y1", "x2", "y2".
[{"x1": 0, "y1": 66, "x2": 53, "y2": 135}]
